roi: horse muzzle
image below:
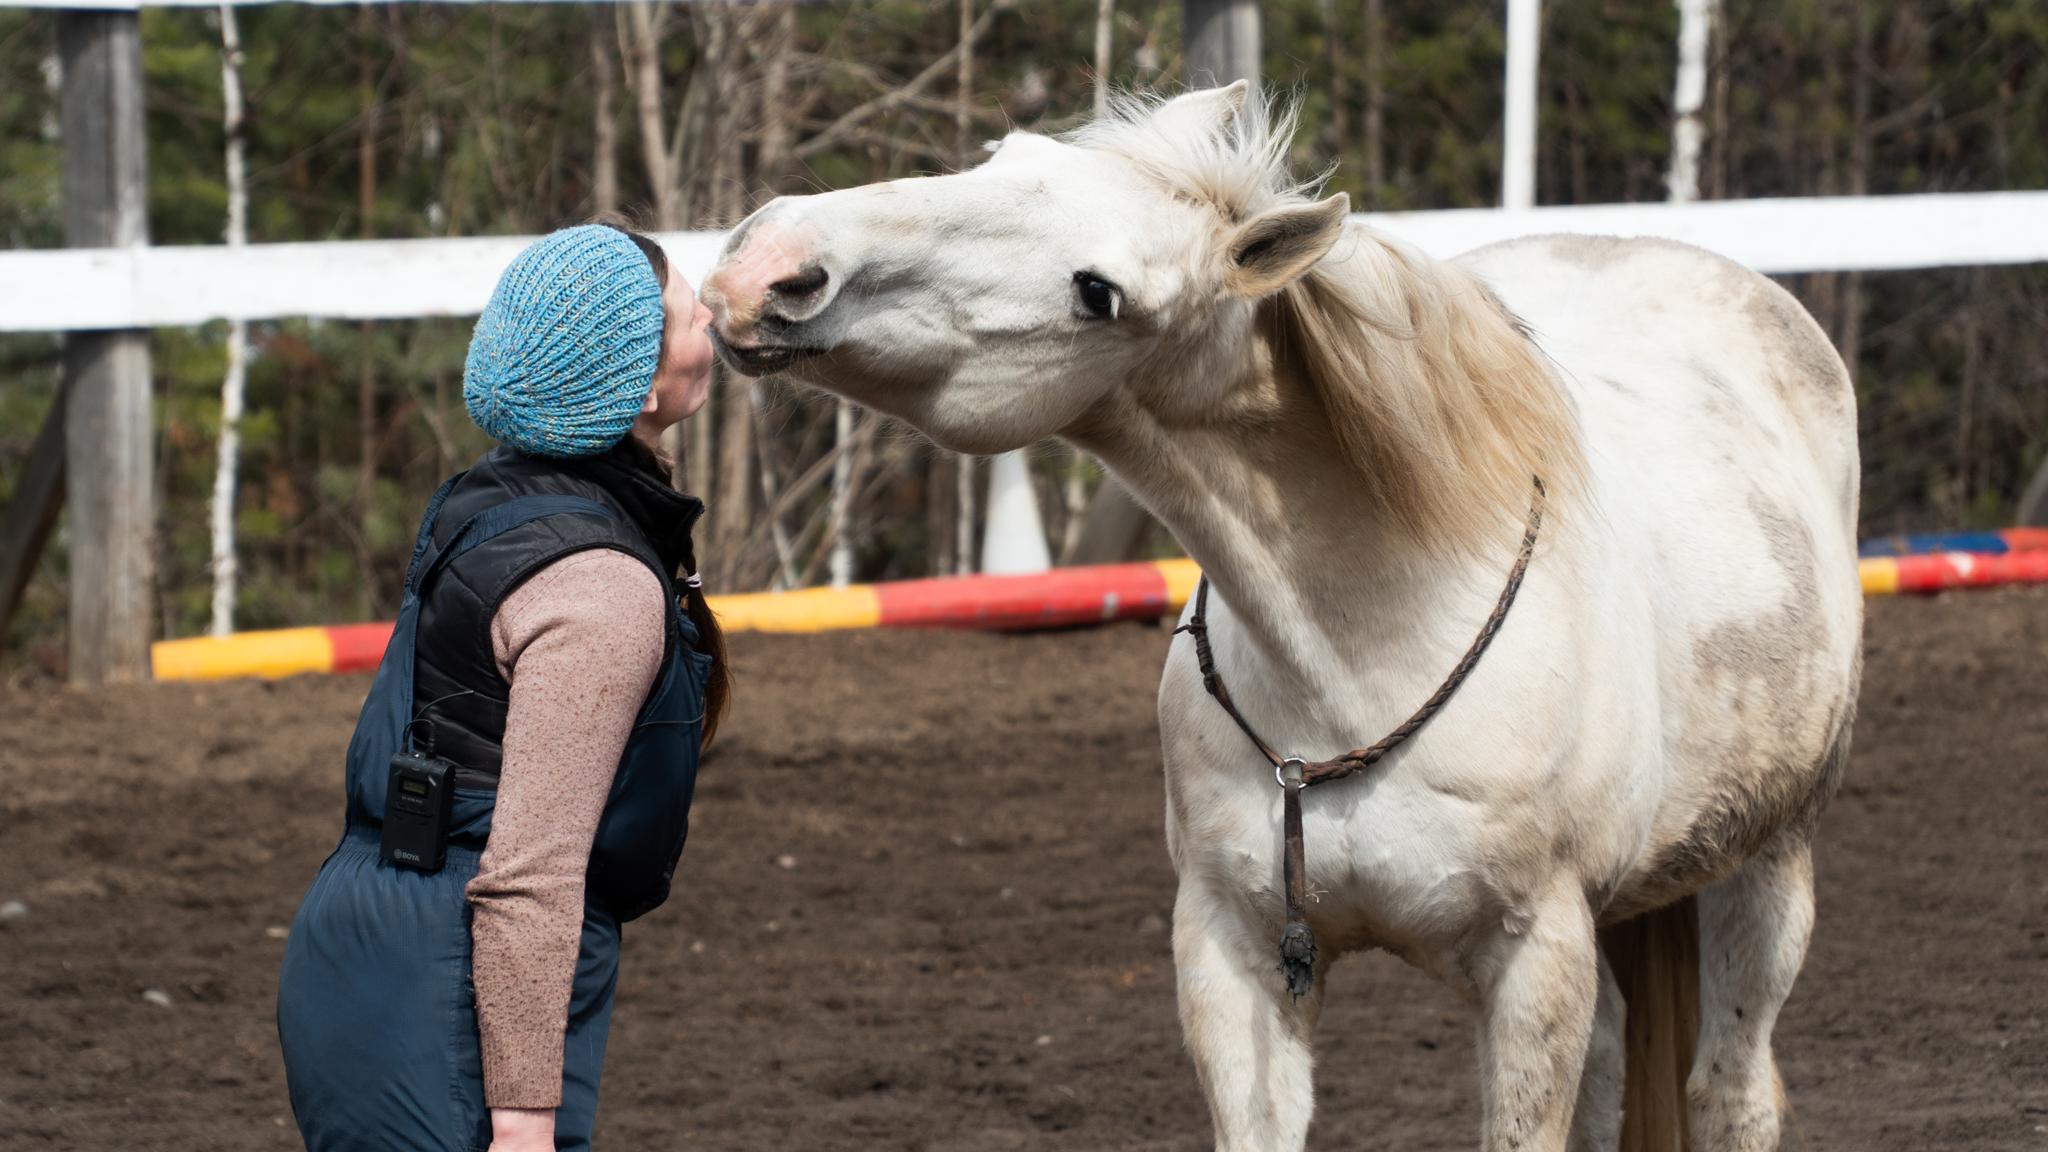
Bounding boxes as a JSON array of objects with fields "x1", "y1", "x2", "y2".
[{"x1": 708, "y1": 328, "x2": 824, "y2": 376}]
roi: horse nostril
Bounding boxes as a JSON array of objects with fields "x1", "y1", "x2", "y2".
[{"x1": 770, "y1": 264, "x2": 829, "y2": 300}]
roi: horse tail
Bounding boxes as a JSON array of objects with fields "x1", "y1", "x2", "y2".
[{"x1": 1599, "y1": 895, "x2": 1700, "y2": 1152}]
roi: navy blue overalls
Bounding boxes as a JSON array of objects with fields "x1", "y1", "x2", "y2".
[{"x1": 278, "y1": 445, "x2": 710, "y2": 1152}]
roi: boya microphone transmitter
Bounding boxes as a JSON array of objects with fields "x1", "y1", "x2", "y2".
[{"x1": 381, "y1": 751, "x2": 457, "y2": 872}]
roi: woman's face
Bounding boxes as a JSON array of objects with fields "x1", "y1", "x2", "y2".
[{"x1": 637, "y1": 271, "x2": 716, "y2": 433}]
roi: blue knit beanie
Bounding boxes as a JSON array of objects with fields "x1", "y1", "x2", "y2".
[{"x1": 463, "y1": 225, "x2": 665, "y2": 457}]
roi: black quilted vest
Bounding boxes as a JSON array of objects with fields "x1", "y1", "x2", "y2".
[{"x1": 411, "y1": 442, "x2": 704, "y2": 786}]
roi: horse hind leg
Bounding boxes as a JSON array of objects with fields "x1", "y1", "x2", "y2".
[
  {"x1": 1687, "y1": 830, "x2": 1815, "y2": 1151},
  {"x1": 1173, "y1": 878, "x2": 1321, "y2": 1152}
]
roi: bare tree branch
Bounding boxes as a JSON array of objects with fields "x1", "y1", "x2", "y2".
[
  {"x1": 792, "y1": 0, "x2": 1012, "y2": 162},
  {"x1": 790, "y1": 121, "x2": 957, "y2": 165}
]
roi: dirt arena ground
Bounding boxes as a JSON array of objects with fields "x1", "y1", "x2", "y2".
[{"x1": 2, "y1": 589, "x2": 2044, "y2": 1150}]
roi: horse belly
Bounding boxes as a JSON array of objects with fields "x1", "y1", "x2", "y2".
[
  {"x1": 1604, "y1": 629, "x2": 1859, "y2": 922},
  {"x1": 1574, "y1": 387, "x2": 1858, "y2": 917}
]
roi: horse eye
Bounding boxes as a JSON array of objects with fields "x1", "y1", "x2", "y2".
[{"x1": 1073, "y1": 272, "x2": 1121, "y2": 320}]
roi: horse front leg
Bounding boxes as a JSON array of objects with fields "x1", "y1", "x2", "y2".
[
  {"x1": 1173, "y1": 876, "x2": 1322, "y2": 1152},
  {"x1": 1567, "y1": 947, "x2": 1626, "y2": 1152},
  {"x1": 1473, "y1": 884, "x2": 1602, "y2": 1152}
]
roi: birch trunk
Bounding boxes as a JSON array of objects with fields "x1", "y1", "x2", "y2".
[
  {"x1": 716, "y1": 5, "x2": 801, "y2": 586},
  {"x1": 1708, "y1": 0, "x2": 1730, "y2": 199},
  {"x1": 1837, "y1": 0, "x2": 1872, "y2": 379},
  {"x1": 1066, "y1": 0, "x2": 1114, "y2": 560},
  {"x1": 828, "y1": 401, "x2": 856, "y2": 587},
  {"x1": 355, "y1": 3, "x2": 381, "y2": 617},
  {"x1": 1666, "y1": 0, "x2": 1714, "y2": 203},
  {"x1": 955, "y1": 0, "x2": 972, "y2": 159},
  {"x1": 757, "y1": 5, "x2": 796, "y2": 194},
  {"x1": 928, "y1": 450, "x2": 955, "y2": 576},
  {"x1": 208, "y1": 1, "x2": 249, "y2": 637},
  {"x1": 708, "y1": 10, "x2": 754, "y2": 575},
  {"x1": 625, "y1": 2, "x2": 708, "y2": 490},
  {"x1": 704, "y1": 8, "x2": 741, "y2": 224},
  {"x1": 1956, "y1": 267, "x2": 1985, "y2": 515},
  {"x1": 752, "y1": 381, "x2": 799, "y2": 589},
  {"x1": 678, "y1": 15, "x2": 718, "y2": 500},
  {"x1": 955, "y1": 454, "x2": 975, "y2": 575},
  {"x1": 671, "y1": 16, "x2": 717, "y2": 231},
  {"x1": 1319, "y1": 0, "x2": 1344, "y2": 159},
  {"x1": 1059, "y1": 448, "x2": 1091, "y2": 563},
  {"x1": 685, "y1": 343, "x2": 715, "y2": 504},
  {"x1": 625, "y1": 0, "x2": 676, "y2": 228},
  {"x1": 714, "y1": 367, "x2": 753, "y2": 584},
  {"x1": 1362, "y1": 0, "x2": 1383, "y2": 198},
  {"x1": 951, "y1": 0, "x2": 977, "y2": 574},
  {"x1": 1094, "y1": 0, "x2": 1113, "y2": 117},
  {"x1": 590, "y1": 5, "x2": 618, "y2": 216}
]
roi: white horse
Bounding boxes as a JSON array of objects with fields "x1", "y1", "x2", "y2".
[{"x1": 703, "y1": 84, "x2": 1861, "y2": 1152}]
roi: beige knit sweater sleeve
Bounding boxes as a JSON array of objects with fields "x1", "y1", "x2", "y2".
[{"x1": 465, "y1": 547, "x2": 667, "y2": 1109}]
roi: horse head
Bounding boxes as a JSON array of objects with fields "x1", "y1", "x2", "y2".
[{"x1": 702, "y1": 81, "x2": 1348, "y2": 456}]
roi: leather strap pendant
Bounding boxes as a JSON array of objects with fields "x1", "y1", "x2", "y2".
[{"x1": 1278, "y1": 758, "x2": 1317, "y2": 998}]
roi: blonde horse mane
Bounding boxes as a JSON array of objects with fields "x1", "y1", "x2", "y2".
[{"x1": 1072, "y1": 89, "x2": 1586, "y2": 560}]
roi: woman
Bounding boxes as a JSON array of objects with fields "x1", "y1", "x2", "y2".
[{"x1": 278, "y1": 223, "x2": 729, "y2": 1152}]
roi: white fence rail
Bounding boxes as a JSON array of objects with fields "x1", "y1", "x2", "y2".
[
  {"x1": 4, "y1": 191, "x2": 2046, "y2": 333},
  {"x1": 9, "y1": 0, "x2": 738, "y2": 8}
]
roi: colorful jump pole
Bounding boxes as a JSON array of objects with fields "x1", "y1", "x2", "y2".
[
  {"x1": 150, "y1": 531, "x2": 2048, "y2": 684},
  {"x1": 1858, "y1": 549, "x2": 2048, "y2": 596},
  {"x1": 150, "y1": 559, "x2": 1205, "y2": 682}
]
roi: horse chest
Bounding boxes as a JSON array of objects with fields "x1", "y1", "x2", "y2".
[
  {"x1": 1160, "y1": 709, "x2": 1514, "y2": 954},
  {"x1": 1307, "y1": 778, "x2": 1501, "y2": 950},
  {"x1": 1153, "y1": 553, "x2": 1678, "y2": 965}
]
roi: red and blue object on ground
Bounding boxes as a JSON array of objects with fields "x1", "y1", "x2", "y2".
[{"x1": 1858, "y1": 528, "x2": 2048, "y2": 557}]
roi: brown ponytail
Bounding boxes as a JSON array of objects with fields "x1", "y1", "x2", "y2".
[
  {"x1": 605, "y1": 220, "x2": 732, "y2": 748},
  {"x1": 681, "y1": 582, "x2": 730, "y2": 748}
]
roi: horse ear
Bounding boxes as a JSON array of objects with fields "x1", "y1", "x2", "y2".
[
  {"x1": 1224, "y1": 193, "x2": 1351, "y2": 298},
  {"x1": 1153, "y1": 80, "x2": 1251, "y2": 138}
]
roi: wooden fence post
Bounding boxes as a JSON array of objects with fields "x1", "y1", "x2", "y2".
[
  {"x1": 58, "y1": 9, "x2": 154, "y2": 685},
  {"x1": 1183, "y1": 0, "x2": 1260, "y2": 89}
]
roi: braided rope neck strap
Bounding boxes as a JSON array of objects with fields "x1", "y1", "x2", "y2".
[{"x1": 1175, "y1": 480, "x2": 1546, "y2": 998}]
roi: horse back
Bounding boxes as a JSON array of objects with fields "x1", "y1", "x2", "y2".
[{"x1": 1457, "y1": 234, "x2": 1863, "y2": 912}]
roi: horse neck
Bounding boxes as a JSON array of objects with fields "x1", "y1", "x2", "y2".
[{"x1": 1070, "y1": 328, "x2": 1515, "y2": 686}]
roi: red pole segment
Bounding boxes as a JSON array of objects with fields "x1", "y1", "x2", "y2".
[
  {"x1": 1891, "y1": 550, "x2": 2048, "y2": 594},
  {"x1": 873, "y1": 562, "x2": 1171, "y2": 630},
  {"x1": 326, "y1": 622, "x2": 396, "y2": 674}
]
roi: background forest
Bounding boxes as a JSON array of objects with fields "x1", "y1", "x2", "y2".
[{"x1": 2, "y1": 0, "x2": 2045, "y2": 674}]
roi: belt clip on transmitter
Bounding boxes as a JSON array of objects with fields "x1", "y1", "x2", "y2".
[{"x1": 382, "y1": 720, "x2": 457, "y2": 872}]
